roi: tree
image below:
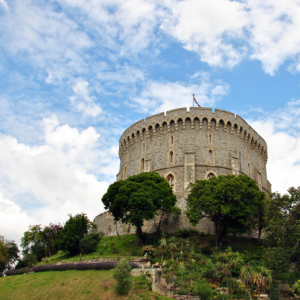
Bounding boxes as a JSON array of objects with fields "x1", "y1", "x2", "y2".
[
  {"x1": 186, "y1": 174, "x2": 266, "y2": 247},
  {"x1": 54, "y1": 213, "x2": 94, "y2": 256},
  {"x1": 215, "y1": 247, "x2": 244, "y2": 295},
  {"x1": 102, "y1": 172, "x2": 177, "y2": 243},
  {"x1": 264, "y1": 187, "x2": 300, "y2": 272},
  {"x1": 113, "y1": 259, "x2": 132, "y2": 295},
  {"x1": 0, "y1": 236, "x2": 19, "y2": 273},
  {"x1": 152, "y1": 206, "x2": 181, "y2": 233},
  {"x1": 160, "y1": 237, "x2": 167, "y2": 262},
  {"x1": 21, "y1": 223, "x2": 63, "y2": 261}
]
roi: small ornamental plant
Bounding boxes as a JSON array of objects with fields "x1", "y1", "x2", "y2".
[
  {"x1": 113, "y1": 259, "x2": 132, "y2": 295},
  {"x1": 142, "y1": 245, "x2": 156, "y2": 257}
]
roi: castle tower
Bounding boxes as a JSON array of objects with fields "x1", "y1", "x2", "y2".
[{"x1": 95, "y1": 107, "x2": 271, "y2": 236}]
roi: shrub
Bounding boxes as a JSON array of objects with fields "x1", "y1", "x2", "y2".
[
  {"x1": 216, "y1": 293, "x2": 230, "y2": 300},
  {"x1": 5, "y1": 268, "x2": 29, "y2": 276},
  {"x1": 142, "y1": 245, "x2": 156, "y2": 257},
  {"x1": 193, "y1": 278, "x2": 214, "y2": 300},
  {"x1": 201, "y1": 245, "x2": 213, "y2": 256},
  {"x1": 268, "y1": 281, "x2": 280, "y2": 300},
  {"x1": 0, "y1": 272, "x2": 3, "y2": 277},
  {"x1": 144, "y1": 233, "x2": 159, "y2": 246},
  {"x1": 113, "y1": 259, "x2": 132, "y2": 295},
  {"x1": 79, "y1": 233, "x2": 101, "y2": 254},
  {"x1": 175, "y1": 228, "x2": 198, "y2": 238},
  {"x1": 202, "y1": 261, "x2": 216, "y2": 279},
  {"x1": 32, "y1": 262, "x2": 138, "y2": 273}
]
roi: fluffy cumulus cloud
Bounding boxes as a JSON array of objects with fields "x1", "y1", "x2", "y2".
[
  {"x1": 249, "y1": 100, "x2": 300, "y2": 194},
  {"x1": 0, "y1": 116, "x2": 119, "y2": 244},
  {"x1": 69, "y1": 81, "x2": 102, "y2": 117},
  {"x1": 131, "y1": 73, "x2": 230, "y2": 113}
]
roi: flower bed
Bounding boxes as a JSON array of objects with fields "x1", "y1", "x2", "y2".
[
  {"x1": 5, "y1": 268, "x2": 29, "y2": 276},
  {"x1": 32, "y1": 262, "x2": 138, "y2": 273}
]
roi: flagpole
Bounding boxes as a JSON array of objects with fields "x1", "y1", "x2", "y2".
[{"x1": 193, "y1": 94, "x2": 194, "y2": 107}]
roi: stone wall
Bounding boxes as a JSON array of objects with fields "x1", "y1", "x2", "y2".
[{"x1": 94, "y1": 107, "x2": 270, "y2": 237}]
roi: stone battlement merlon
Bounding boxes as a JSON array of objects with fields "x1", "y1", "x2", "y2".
[{"x1": 119, "y1": 107, "x2": 267, "y2": 152}]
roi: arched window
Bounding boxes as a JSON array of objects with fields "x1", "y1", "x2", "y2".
[
  {"x1": 207, "y1": 172, "x2": 215, "y2": 180},
  {"x1": 123, "y1": 167, "x2": 127, "y2": 179},
  {"x1": 209, "y1": 150, "x2": 212, "y2": 162},
  {"x1": 167, "y1": 174, "x2": 175, "y2": 190},
  {"x1": 141, "y1": 159, "x2": 144, "y2": 172}
]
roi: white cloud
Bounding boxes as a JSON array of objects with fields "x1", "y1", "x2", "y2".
[
  {"x1": 161, "y1": 0, "x2": 248, "y2": 68},
  {"x1": 69, "y1": 81, "x2": 102, "y2": 117},
  {"x1": 0, "y1": 116, "x2": 119, "y2": 244},
  {"x1": 131, "y1": 73, "x2": 230, "y2": 113},
  {"x1": 248, "y1": 100, "x2": 300, "y2": 194},
  {"x1": 0, "y1": 0, "x2": 9, "y2": 11}
]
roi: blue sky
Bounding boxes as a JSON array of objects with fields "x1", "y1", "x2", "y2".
[{"x1": 1, "y1": 0, "x2": 300, "y2": 243}]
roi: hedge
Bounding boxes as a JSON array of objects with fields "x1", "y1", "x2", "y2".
[
  {"x1": 32, "y1": 262, "x2": 138, "y2": 273},
  {"x1": 5, "y1": 268, "x2": 29, "y2": 276}
]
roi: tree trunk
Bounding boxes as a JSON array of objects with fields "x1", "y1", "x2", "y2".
[
  {"x1": 216, "y1": 229, "x2": 227, "y2": 248},
  {"x1": 258, "y1": 226, "x2": 262, "y2": 244},
  {"x1": 136, "y1": 226, "x2": 143, "y2": 245},
  {"x1": 246, "y1": 287, "x2": 252, "y2": 300}
]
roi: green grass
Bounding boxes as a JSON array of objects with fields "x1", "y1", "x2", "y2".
[
  {"x1": 36, "y1": 234, "x2": 143, "y2": 265},
  {"x1": 0, "y1": 270, "x2": 170, "y2": 300}
]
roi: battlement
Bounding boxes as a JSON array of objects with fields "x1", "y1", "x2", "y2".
[{"x1": 119, "y1": 107, "x2": 267, "y2": 156}]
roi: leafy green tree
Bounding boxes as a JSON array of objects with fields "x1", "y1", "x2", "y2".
[
  {"x1": 265, "y1": 187, "x2": 300, "y2": 272},
  {"x1": 113, "y1": 259, "x2": 132, "y2": 295},
  {"x1": 102, "y1": 172, "x2": 177, "y2": 243},
  {"x1": 79, "y1": 233, "x2": 101, "y2": 254},
  {"x1": 186, "y1": 174, "x2": 266, "y2": 247},
  {"x1": 55, "y1": 213, "x2": 94, "y2": 256},
  {"x1": 0, "y1": 236, "x2": 19, "y2": 272}
]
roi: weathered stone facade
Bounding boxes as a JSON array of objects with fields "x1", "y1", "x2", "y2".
[{"x1": 94, "y1": 107, "x2": 271, "y2": 237}]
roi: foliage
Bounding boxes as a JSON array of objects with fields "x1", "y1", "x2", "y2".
[
  {"x1": 202, "y1": 260, "x2": 216, "y2": 279},
  {"x1": 186, "y1": 174, "x2": 266, "y2": 247},
  {"x1": 160, "y1": 238, "x2": 167, "y2": 262},
  {"x1": 268, "y1": 281, "x2": 280, "y2": 300},
  {"x1": 240, "y1": 265, "x2": 272, "y2": 300},
  {"x1": 0, "y1": 235, "x2": 19, "y2": 272},
  {"x1": 174, "y1": 228, "x2": 199, "y2": 238},
  {"x1": 15, "y1": 253, "x2": 37, "y2": 269},
  {"x1": 152, "y1": 206, "x2": 181, "y2": 233},
  {"x1": 265, "y1": 187, "x2": 300, "y2": 272},
  {"x1": 102, "y1": 172, "x2": 177, "y2": 242},
  {"x1": 5, "y1": 268, "x2": 29, "y2": 276},
  {"x1": 215, "y1": 247, "x2": 244, "y2": 295},
  {"x1": 193, "y1": 279, "x2": 214, "y2": 300},
  {"x1": 54, "y1": 213, "x2": 94, "y2": 256},
  {"x1": 21, "y1": 223, "x2": 63, "y2": 261},
  {"x1": 201, "y1": 245, "x2": 213, "y2": 256},
  {"x1": 79, "y1": 233, "x2": 101, "y2": 254},
  {"x1": 142, "y1": 245, "x2": 156, "y2": 257},
  {"x1": 113, "y1": 259, "x2": 132, "y2": 295},
  {"x1": 143, "y1": 233, "x2": 160, "y2": 246}
]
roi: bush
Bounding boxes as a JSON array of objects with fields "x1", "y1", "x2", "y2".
[
  {"x1": 5, "y1": 268, "x2": 29, "y2": 276},
  {"x1": 216, "y1": 293, "x2": 230, "y2": 300},
  {"x1": 32, "y1": 262, "x2": 138, "y2": 273},
  {"x1": 193, "y1": 278, "x2": 214, "y2": 300},
  {"x1": 175, "y1": 228, "x2": 198, "y2": 238},
  {"x1": 142, "y1": 245, "x2": 156, "y2": 257},
  {"x1": 202, "y1": 261, "x2": 216, "y2": 279},
  {"x1": 0, "y1": 272, "x2": 3, "y2": 277},
  {"x1": 79, "y1": 233, "x2": 101, "y2": 254},
  {"x1": 268, "y1": 281, "x2": 280, "y2": 300},
  {"x1": 143, "y1": 233, "x2": 159, "y2": 246},
  {"x1": 201, "y1": 245, "x2": 213, "y2": 256},
  {"x1": 113, "y1": 259, "x2": 132, "y2": 295}
]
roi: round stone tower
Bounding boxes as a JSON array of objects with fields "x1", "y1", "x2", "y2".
[{"x1": 95, "y1": 107, "x2": 271, "y2": 236}]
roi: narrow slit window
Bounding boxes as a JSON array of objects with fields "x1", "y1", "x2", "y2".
[
  {"x1": 170, "y1": 151, "x2": 173, "y2": 164},
  {"x1": 248, "y1": 163, "x2": 251, "y2": 176},
  {"x1": 209, "y1": 150, "x2": 212, "y2": 162},
  {"x1": 209, "y1": 134, "x2": 211, "y2": 143},
  {"x1": 141, "y1": 159, "x2": 144, "y2": 172},
  {"x1": 171, "y1": 136, "x2": 173, "y2": 145},
  {"x1": 124, "y1": 167, "x2": 127, "y2": 179}
]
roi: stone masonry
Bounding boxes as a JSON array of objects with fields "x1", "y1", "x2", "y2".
[{"x1": 94, "y1": 107, "x2": 271, "y2": 237}]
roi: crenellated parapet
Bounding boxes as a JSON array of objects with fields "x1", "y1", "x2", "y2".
[{"x1": 119, "y1": 107, "x2": 268, "y2": 160}]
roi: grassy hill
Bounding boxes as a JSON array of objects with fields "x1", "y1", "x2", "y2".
[{"x1": 0, "y1": 270, "x2": 170, "y2": 300}]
